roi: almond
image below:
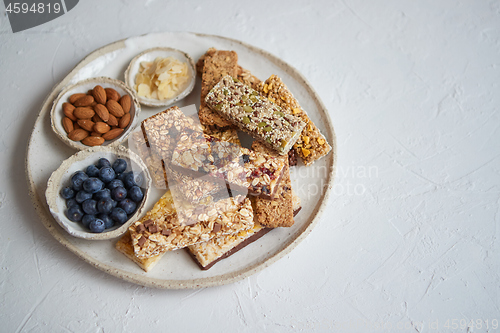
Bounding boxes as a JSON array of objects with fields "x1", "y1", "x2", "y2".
[
  {"x1": 68, "y1": 128, "x2": 89, "y2": 141},
  {"x1": 82, "y1": 136, "x2": 105, "y2": 146},
  {"x1": 93, "y1": 104, "x2": 109, "y2": 122},
  {"x1": 119, "y1": 95, "x2": 131, "y2": 114},
  {"x1": 107, "y1": 114, "x2": 119, "y2": 127},
  {"x1": 106, "y1": 100, "x2": 124, "y2": 117},
  {"x1": 94, "y1": 122, "x2": 110, "y2": 134},
  {"x1": 74, "y1": 123, "x2": 81, "y2": 130},
  {"x1": 92, "y1": 85, "x2": 107, "y2": 104},
  {"x1": 90, "y1": 132, "x2": 102, "y2": 137},
  {"x1": 73, "y1": 95, "x2": 95, "y2": 107},
  {"x1": 105, "y1": 88, "x2": 120, "y2": 101},
  {"x1": 77, "y1": 119, "x2": 95, "y2": 132},
  {"x1": 69, "y1": 93, "x2": 86, "y2": 104},
  {"x1": 62, "y1": 117, "x2": 74, "y2": 133},
  {"x1": 93, "y1": 114, "x2": 103, "y2": 123},
  {"x1": 62, "y1": 103, "x2": 77, "y2": 121},
  {"x1": 102, "y1": 128, "x2": 123, "y2": 141},
  {"x1": 119, "y1": 113, "x2": 131, "y2": 129},
  {"x1": 73, "y1": 107, "x2": 95, "y2": 119}
]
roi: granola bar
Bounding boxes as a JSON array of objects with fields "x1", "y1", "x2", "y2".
[
  {"x1": 236, "y1": 65, "x2": 261, "y2": 89},
  {"x1": 129, "y1": 191, "x2": 254, "y2": 259},
  {"x1": 170, "y1": 132, "x2": 286, "y2": 199},
  {"x1": 251, "y1": 141, "x2": 294, "y2": 228},
  {"x1": 130, "y1": 131, "x2": 168, "y2": 189},
  {"x1": 115, "y1": 231, "x2": 165, "y2": 272},
  {"x1": 257, "y1": 75, "x2": 332, "y2": 165},
  {"x1": 205, "y1": 75, "x2": 306, "y2": 155},
  {"x1": 198, "y1": 49, "x2": 238, "y2": 130}
]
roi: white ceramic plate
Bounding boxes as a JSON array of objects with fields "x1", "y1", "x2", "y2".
[
  {"x1": 124, "y1": 47, "x2": 196, "y2": 107},
  {"x1": 45, "y1": 145, "x2": 152, "y2": 240},
  {"x1": 26, "y1": 32, "x2": 337, "y2": 289}
]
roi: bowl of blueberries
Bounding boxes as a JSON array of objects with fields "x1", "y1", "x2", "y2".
[{"x1": 46, "y1": 145, "x2": 152, "y2": 240}]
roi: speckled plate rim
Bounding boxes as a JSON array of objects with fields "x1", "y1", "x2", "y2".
[{"x1": 25, "y1": 32, "x2": 337, "y2": 289}]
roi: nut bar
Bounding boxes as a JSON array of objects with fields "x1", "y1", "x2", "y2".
[
  {"x1": 170, "y1": 131, "x2": 287, "y2": 199},
  {"x1": 129, "y1": 191, "x2": 254, "y2": 259},
  {"x1": 257, "y1": 75, "x2": 332, "y2": 165},
  {"x1": 187, "y1": 198, "x2": 303, "y2": 270},
  {"x1": 205, "y1": 75, "x2": 306, "y2": 155},
  {"x1": 115, "y1": 231, "x2": 165, "y2": 272},
  {"x1": 251, "y1": 141, "x2": 294, "y2": 228},
  {"x1": 198, "y1": 49, "x2": 238, "y2": 130}
]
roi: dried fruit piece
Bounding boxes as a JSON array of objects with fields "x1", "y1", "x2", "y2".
[
  {"x1": 92, "y1": 85, "x2": 107, "y2": 104},
  {"x1": 106, "y1": 100, "x2": 124, "y2": 117},
  {"x1": 105, "y1": 88, "x2": 120, "y2": 101},
  {"x1": 82, "y1": 136, "x2": 105, "y2": 146},
  {"x1": 94, "y1": 104, "x2": 109, "y2": 122},
  {"x1": 119, "y1": 113, "x2": 131, "y2": 129},
  {"x1": 68, "y1": 128, "x2": 89, "y2": 141},
  {"x1": 119, "y1": 95, "x2": 131, "y2": 113},
  {"x1": 77, "y1": 119, "x2": 95, "y2": 132},
  {"x1": 62, "y1": 117, "x2": 74, "y2": 133},
  {"x1": 73, "y1": 95, "x2": 94, "y2": 107},
  {"x1": 62, "y1": 102, "x2": 77, "y2": 121},
  {"x1": 73, "y1": 107, "x2": 95, "y2": 119},
  {"x1": 102, "y1": 128, "x2": 124, "y2": 140},
  {"x1": 69, "y1": 93, "x2": 86, "y2": 104},
  {"x1": 94, "y1": 122, "x2": 110, "y2": 134}
]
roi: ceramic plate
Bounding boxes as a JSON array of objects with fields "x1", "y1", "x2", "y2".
[{"x1": 26, "y1": 32, "x2": 336, "y2": 289}]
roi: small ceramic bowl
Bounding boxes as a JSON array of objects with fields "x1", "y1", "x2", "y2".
[
  {"x1": 124, "y1": 47, "x2": 196, "y2": 107},
  {"x1": 46, "y1": 145, "x2": 152, "y2": 240},
  {"x1": 50, "y1": 77, "x2": 141, "y2": 150}
]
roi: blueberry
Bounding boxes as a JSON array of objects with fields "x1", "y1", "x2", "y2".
[
  {"x1": 94, "y1": 188, "x2": 111, "y2": 201},
  {"x1": 60, "y1": 187, "x2": 75, "y2": 199},
  {"x1": 122, "y1": 171, "x2": 138, "y2": 188},
  {"x1": 82, "y1": 199, "x2": 98, "y2": 215},
  {"x1": 81, "y1": 214, "x2": 96, "y2": 228},
  {"x1": 128, "y1": 186, "x2": 144, "y2": 203},
  {"x1": 99, "y1": 167, "x2": 116, "y2": 183},
  {"x1": 97, "y1": 213, "x2": 114, "y2": 229},
  {"x1": 115, "y1": 172, "x2": 125, "y2": 182},
  {"x1": 112, "y1": 158, "x2": 127, "y2": 174},
  {"x1": 66, "y1": 206, "x2": 84, "y2": 222},
  {"x1": 96, "y1": 158, "x2": 111, "y2": 169},
  {"x1": 83, "y1": 177, "x2": 104, "y2": 194},
  {"x1": 107, "y1": 179, "x2": 124, "y2": 190},
  {"x1": 111, "y1": 186, "x2": 127, "y2": 201},
  {"x1": 71, "y1": 171, "x2": 89, "y2": 191},
  {"x1": 119, "y1": 198, "x2": 137, "y2": 215},
  {"x1": 97, "y1": 198, "x2": 114, "y2": 214},
  {"x1": 66, "y1": 198, "x2": 78, "y2": 208},
  {"x1": 110, "y1": 207, "x2": 128, "y2": 224},
  {"x1": 89, "y1": 219, "x2": 105, "y2": 233},
  {"x1": 75, "y1": 190, "x2": 92, "y2": 203},
  {"x1": 85, "y1": 164, "x2": 100, "y2": 177}
]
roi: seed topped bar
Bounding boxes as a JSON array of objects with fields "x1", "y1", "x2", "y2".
[
  {"x1": 257, "y1": 75, "x2": 331, "y2": 165},
  {"x1": 129, "y1": 191, "x2": 254, "y2": 259},
  {"x1": 205, "y1": 75, "x2": 306, "y2": 155}
]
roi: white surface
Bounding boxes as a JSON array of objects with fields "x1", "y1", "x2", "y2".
[{"x1": 1, "y1": 0, "x2": 499, "y2": 332}]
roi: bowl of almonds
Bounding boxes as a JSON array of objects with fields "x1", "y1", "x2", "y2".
[{"x1": 50, "y1": 77, "x2": 141, "y2": 150}]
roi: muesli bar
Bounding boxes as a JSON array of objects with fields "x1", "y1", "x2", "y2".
[
  {"x1": 130, "y1": 131, "x2": 168, "y2": 189},
  {"x1": 129, "y1": 191, "x2": 254, "y2": 259},
  {"x1": 170, "y1": 131, "x2": 286, "y2": 199},
  {"x1": 205, "y1": 75, "x2": 306, "y2": 155},
  {"x1": 116, "y1": 231, "x2": 165, "y2": 272},
  {"x1": 257, "y1": 75, "x2": 332, "y2": 166}
]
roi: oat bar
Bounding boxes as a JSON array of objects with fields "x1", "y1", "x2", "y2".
[
  {"x1": 115, "y1": 231, "x2": 165, "y2": 272},
  {"x1": 129, "y1": 191, "x2": 254, "y2": 259},
  {"x1": 205, "y1": 75, "x2": 306, "y2": 155},
  {"x1": 237, "y1": 65, "x2": 261, "y2": 89},
  {"x1": 257, "y1": 75, "x2": 332, "y2": 165},
  {"x1": 251, "y1": 141, "x2": 294, "y2": 228},
  {"x1": 130, "y1": 131, "x2": 168, "y2": 189},
  {"x1": 198, "y1": 49, "x2": 238, "y2": 129},
  {"x1": 170, "y1": 132, "x2": 286, "y2": 199}
]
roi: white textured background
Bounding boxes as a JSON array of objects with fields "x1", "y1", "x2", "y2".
[{"x1": 1, "y1": 0, "x2": 499, "y2": 332}]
